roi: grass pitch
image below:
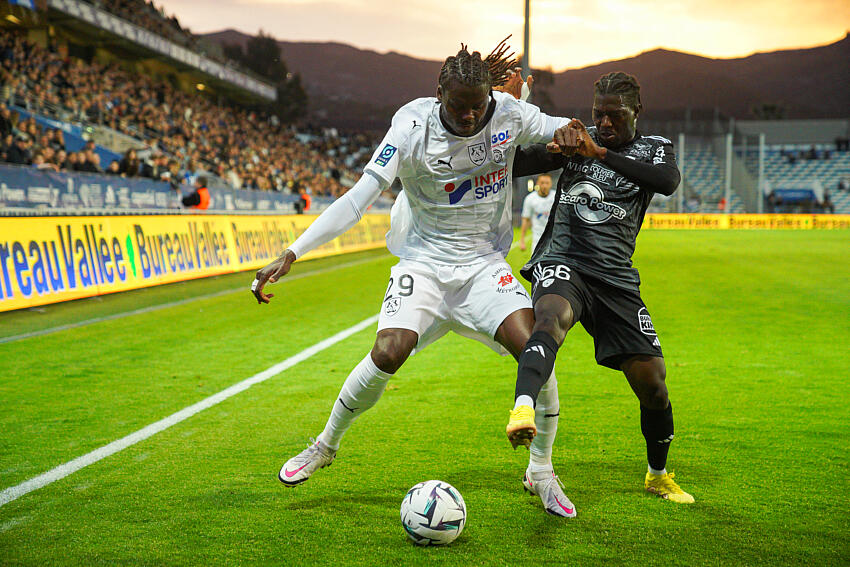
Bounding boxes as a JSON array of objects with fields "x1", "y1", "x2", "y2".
[{"x1": 0, "y1": 230, "x2": 848, "y2": 566}]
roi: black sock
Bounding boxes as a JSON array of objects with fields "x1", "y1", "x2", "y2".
[
  {"x1": 641, "y1": 402, "x2": 674, "y2": 471},
  {"x1": 515, "y1": 331, "x2": 559, "y2": 406}
]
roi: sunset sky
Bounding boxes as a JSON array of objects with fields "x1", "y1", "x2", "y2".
[{"x1": 158, "y1": 0, "x2": 850, "y2": 71}]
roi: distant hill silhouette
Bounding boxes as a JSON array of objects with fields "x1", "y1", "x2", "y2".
[{"x1": 204, "y1": 29, "x2": 850, "y2": 130}]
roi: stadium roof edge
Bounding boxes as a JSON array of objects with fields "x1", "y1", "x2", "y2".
[{"x1": 45, "y1": 0, "x2": 277, "y2": 102}]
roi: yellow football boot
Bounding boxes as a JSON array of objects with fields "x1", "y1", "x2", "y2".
[
  {"x1": 644, "y1": 472, "x2": 695, "y2": 503},
  {"x1": 506, "y1": 405, "x2": 536, "y2": 449}
]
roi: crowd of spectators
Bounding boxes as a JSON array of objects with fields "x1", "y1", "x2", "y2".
[
  {"x1": 765, "y1": 190, "x2": 835, "y2": 214},
  {"x1": 780, "y1": 145, "x2": 833, "y2": 165},
  {"x1": 79, "y1": 1, "x2": 271, "y2": 84},
  {"x1": 0, "y1": 29, "x2": 378, "y2": 198},
  {"x1": 82, "y1": 0, "x2": 198, "y2": 49},
  {"x1": 1, "y1": 109, "x2": 111, "y2": 174}
]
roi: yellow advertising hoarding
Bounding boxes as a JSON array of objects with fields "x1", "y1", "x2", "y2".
[
  {"x1": 0, "y1": 214, "x2": 391, "y2": 312},
  {"x1": 642, "y1": 213, "x2": 850, "y2": 229},
  {"x1": 1, "y1": 212, "x2": 847, "y2": 312}
]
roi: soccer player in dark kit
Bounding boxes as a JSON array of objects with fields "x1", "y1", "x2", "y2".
[{"x1": 505, "y1": 72, "x2": 694, "y2": 503}]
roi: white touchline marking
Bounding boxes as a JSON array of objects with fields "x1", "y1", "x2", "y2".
[
  {"x1": 0, "y1": 254, "x2": 387, "y2": 345},
  {"x1": 0, "y1": 314, "x2": 379, "y2": 508}
]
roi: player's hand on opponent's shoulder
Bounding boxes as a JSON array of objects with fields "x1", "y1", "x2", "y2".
[
  {"x1": 494, "y1": 67, "x2": 533, "y2": 101},
  {"x1": 550, "y1": 119, "x2": 605, "y2": 160},
  {"x1": 251, "y1": 249, "x2": 296, "y2": 304}
]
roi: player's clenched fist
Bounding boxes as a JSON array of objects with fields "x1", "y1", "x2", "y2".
[
  {"x1": 549, "y1": 119, "x2": 606, "y2": 160},
  {"x1": 251, "y1": 249, "x2": 296, "y2": 304}
]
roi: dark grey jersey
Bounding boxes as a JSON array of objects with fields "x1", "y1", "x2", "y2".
[{"x1": 515, "y1": 128, "x2": 680, "y2": 290}]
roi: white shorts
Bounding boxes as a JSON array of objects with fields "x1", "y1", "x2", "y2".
[{"x1": 377, "y1": 259, "x2": 532, "y2": 355}]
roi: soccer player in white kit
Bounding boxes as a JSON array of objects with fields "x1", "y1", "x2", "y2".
[
  {"x1": 252, "y1": 41, "x2": 577, "y2": 517},
  {"x1": 519, "y1": 174, "x2": 555, "y2": 254}
]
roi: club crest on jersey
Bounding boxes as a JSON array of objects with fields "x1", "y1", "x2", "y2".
[
  {"x1": 628, "y1": 142, "x2": 652, "y2": 159},
  {"x1": 638, "y1": 307, "x2": 656, "y2": 335},
  {"x1": 468, "y1": 143, "x2": 486, "y2": 165},
  {"x1": 560, "y1": 181, "x2": 627, "y2": 224},
  {"x1": 384, "y1": 297, "x2": 401, "y2": 316},
  {"x1": 374, "y1": 144, "x2": 397, "y2": 167},
  {"x1": 444, "y1": 166, "x2": 509, "y2": 204}
]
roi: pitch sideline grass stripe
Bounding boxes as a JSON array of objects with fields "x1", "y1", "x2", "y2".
[
  {"x1": 0, "y1": 314, "x2": 380, "y2": 508},
  {"x1": 0, "y1": 254, "x2": 387, "y2": 345}
]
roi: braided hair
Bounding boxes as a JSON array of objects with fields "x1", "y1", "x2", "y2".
[
  {"x1": 594, "y1": 71, "x2": 642, "y2": 111},
  {"x1": 438, "y1": 36, "x2": 517, "y2": 90}
]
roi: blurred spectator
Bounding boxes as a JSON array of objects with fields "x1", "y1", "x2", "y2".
[
  {"x1": 118, "y1": 148, "x2": 141, "y2": 177},
  {"x1": 181, "y1": 175, "x2": 210, "y2": 209},
  {"x1": 66, "y1": 152, "x2": 80, "y2": 171},
  {"x1": 294, "y1": 185, "x2": 312, "y2": 214},
  {"x1": 6, "y1": 135, "x2": 31, "y2": 164},
  {"x1": 835, "y1": 137, "x2": 849, "y2": 152},
  {"x1": 838, "y1": 178, "x2": 849, "y2": 192},
  {"x1": 55, "y1": 149, "x2": 70, "y2": 170},
  {"x1": 32, "y1": 152, "x2": 59, "y2": 171},
  {"x1": 77, "y1": 150, "x2": 102, "y2": 173},
  {"x1": 0, "y1": 133, "x2": 12, "y2": 160},
  {"x1": 140, "y1": 152, "x2": 163, "y2": 178},
  {"x1": 818, "y1": 191, "x2": 835, "y2": 214},
  {"x1": 106, "y1": 159, "x2": 121, "y2": 175},
  {"x1": 0, "y1": 104, "x2": 12, "y2": 138},
  {"x1": 48, "y1": 129, "x2": 65, "y2": 151},
  {"x1": 161, "y1": 158, "x2": 182, "y2": 191}
]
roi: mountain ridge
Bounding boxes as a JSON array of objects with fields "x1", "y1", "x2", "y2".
[{"x1": 203, "y1": 30, "x2": 850, "y2": 129}]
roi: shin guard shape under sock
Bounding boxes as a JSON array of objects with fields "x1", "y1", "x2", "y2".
[
  {"x1": 640, "y1": 402, "x2": 674, "y2": 472},
  {"x1": 515, "y1": 331, "x2": 559, "y2": 405}
]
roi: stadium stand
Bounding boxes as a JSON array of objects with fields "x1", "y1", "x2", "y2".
[
  {"x1": 742, "y1": 144, "x2": 850, "y2": 213},
  {"x1": 2, "y1": 11, "x2": 844, "y2": 216},
  {"x1": 0, "y1": 28, "x2": 379, "y2": 201},
  {"x1": 82, "y1": 0, "x2": 197, "y2": 48},
  {"x1": 679, "y1": 146, "x2": 745, "y2": 213}
]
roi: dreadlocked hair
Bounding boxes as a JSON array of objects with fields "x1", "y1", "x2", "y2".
[
  {"x1": 438, "y1": 35, "x2": 517, "y2": 89},
  {"x1": 594, "y1": 71, "x2": 642, "y2": 110}
]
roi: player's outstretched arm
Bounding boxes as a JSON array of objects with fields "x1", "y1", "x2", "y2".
[
  {"x1": 250, "y1": 172, "x2": 387, "y2": 304},
  {"x1": 552, "y1": 119, "x2": 680, "y2": 195}
]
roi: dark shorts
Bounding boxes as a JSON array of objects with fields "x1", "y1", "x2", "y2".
[{"x1": 529, "y1": 262, "x2": 663, "y2": 370}]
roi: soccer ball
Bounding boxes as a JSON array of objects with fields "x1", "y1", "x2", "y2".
[{"x1": 400, "y1": 480, "x2": 467, "y2": 546}]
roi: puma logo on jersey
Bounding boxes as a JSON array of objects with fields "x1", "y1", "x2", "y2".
[
  {"x1": 436, "y1": 156, "x2": 454, "y2": 169},
  {"x1": 524, "y1": 345, "x2": 546, "y2": 357}
]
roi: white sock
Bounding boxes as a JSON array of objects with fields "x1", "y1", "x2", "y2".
[
  {"x1": 529, "y1": 371, "x2": 558, "y2": 473},
  {"x1": 648, "y1": 465, "x2": 667, "y2": 476},
  {"x1": 317, "y1": 353, "x2": 392, "y2": 450},
  {"x1": 514, "y1": 395, "x2": 534, "y2": 410}
]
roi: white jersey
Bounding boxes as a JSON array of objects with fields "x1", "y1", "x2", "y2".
[
  {"x1": 364, "y1": 91, "x2": 568, "y2": 265},
  {"x1": 521, "y1": 191, "x2": 556, "y2": 247}
]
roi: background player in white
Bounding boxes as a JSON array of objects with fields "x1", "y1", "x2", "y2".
[
  {"x1": 519, "y1": 174, "x2": 555, "y2": 254},
  {"x1": 252, "y1": 40, "x2": 577, "y2": 517}
]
